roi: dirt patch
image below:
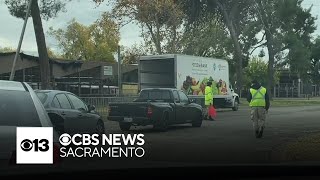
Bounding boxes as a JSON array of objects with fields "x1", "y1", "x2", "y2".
[{"x1": 271, "y1": 133, "x2": 320, "y2": 162}]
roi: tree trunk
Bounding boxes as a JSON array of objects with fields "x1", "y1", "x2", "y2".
[
  {"x1": 214, "y1": 1, "x2": 243, "y2": 95},
  {"x1": 31, "y1": 0, "x2": 51, "y2": 90},
  {"x1": 266, "y1": 31, "x2": 275, "y2": 99},
  {"x1": 229, "y1": 24, "x2": 243, "y2": 96},
  {"x1": 220, "y1": 8, "x2": 243, "y2": 95}
]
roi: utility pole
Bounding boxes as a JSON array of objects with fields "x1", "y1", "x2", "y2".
[
  {"x1": 9, "y1": 0, "x2": 33, "y2": 81},
  {"x1": 31, "y1": 0, "x2": 51, "y2": 90},
  {"x1": 118, "y1": 45, "x2": 122, "y2": 96}
]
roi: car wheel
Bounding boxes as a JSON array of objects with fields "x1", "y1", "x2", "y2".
[
  {"x1": 96, "y1": 120, "x2": 105, "y2": 134},
  {"x1": 154, "y1": 113, "x2": 168, "y2": 132},
  {"x1": 232, "y1": 100, "x2": 239, "y2": 111},
  {"x1": 119, "y1": 122, "x2": 131, "y2": 131},
  {"x1": 192, "y1": 113, "x2": 203, "y2": 127}
]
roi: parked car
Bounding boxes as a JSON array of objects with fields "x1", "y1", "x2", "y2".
[
  {"x1": 107, "y1": 88, "x2": 203, "y2": 131},
  {"x1": 0, "y1": 80, "x2": 60, "y2": 165},
  {"x1": 35, "y1": 90, "x2": 105, "y2": 135}
]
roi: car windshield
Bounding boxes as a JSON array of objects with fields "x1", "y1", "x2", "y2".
[
  {"x1": 0, "y1": 90, "x2": 41, "y2": 126},
  {"x1": 138, "y1": 90, "x2": 172, "y2": 102},
  {"x1": 36, "y1": 92, "x2": 49, "y2": 104}
]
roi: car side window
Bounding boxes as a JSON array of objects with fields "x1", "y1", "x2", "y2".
[
  {"x1": 173, "y1": 91, "x2": 180, "y2": 103},
  {"x1": 178, "y1": 91, "x2": 189, "y2": 104},
  {"x1": 67, "y1": 94, "x2": 88, "y2": 111},
  {"x1": 56, "y1": 94, "x2": 72, "y2": 109},
  {"x1": 52, "y1": 96, "x2": 62, "y2": 108}
]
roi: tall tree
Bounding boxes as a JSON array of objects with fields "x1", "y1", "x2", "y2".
[
  {"x1": 253, "y1": 0, "x2": 316, "y2": 95},
  {"x1": 49, "y1": 13, "x2": 120, "y2": 62},
  {"x1": 181, "y1": 0, "x2": 256, "y2": 94},
  {"x1": 310, "y1": 37, "x2": 320, "y2": 85},
  {"x1": 5, "y1": 0, "x2": 69, "y2": 89},
  {"x1": 95, "y1": 0, "x2": 184, "y2": 55},
  {"x1": 181, "y1": 14, "x2": 233, "y2": 58}
]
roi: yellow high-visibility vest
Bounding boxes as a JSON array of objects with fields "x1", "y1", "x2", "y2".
[
  {"x1": 249, "y1": 87, "x2": 266, "y2": 107},
  {"x1": 205, "y1": 86, "x2": 213, "y2": 106}
]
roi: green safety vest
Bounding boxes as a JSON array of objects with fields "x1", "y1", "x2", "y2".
[
  {"x1": 249, "y1": 87, "x2": 266, "y2": 107},
  {"x1": 205, "y1": 86, "x2": 213, "y2": 106}
]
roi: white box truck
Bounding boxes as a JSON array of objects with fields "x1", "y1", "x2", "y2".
[{"x1": 138, "y1": 54, "x2": 240, "y2": 111}]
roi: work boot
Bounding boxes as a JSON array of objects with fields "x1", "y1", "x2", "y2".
[
  {"x1": 258, "y1": 127, "x2": 264, "y2": 138},
  {"x1": 255, "y1": 130, "x2": 259, "y2": 138}
]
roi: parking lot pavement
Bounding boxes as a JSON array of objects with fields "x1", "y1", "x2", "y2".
[
  {"x1": 104, "y1": 105, "x2": 320, "y2": 165},
  {"x1": 2, "y1": 106, "x2": 319, "y2": 176}
]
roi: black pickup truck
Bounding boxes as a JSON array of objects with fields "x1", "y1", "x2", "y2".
[{"x1": 107, "y1": 88, "x2": 203, "y2": 131}]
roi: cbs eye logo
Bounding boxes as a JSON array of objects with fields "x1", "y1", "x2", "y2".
[
  {"x1": 59, "y1": 133, "x2": 72, "y2": 146},
  {"x1": 20, "y1": 139, "x2": 49, "y2": 152}
]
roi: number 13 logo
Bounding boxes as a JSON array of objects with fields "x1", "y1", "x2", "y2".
[{"x1": 20, "y1": 139, "x2": 50, "y2": 152}]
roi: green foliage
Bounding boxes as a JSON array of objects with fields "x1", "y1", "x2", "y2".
[
  {"x1": 105, "y1": 0, "x2": 185, "y2": 54},
  {"x1": 49, "y1": 13, "x2": 120, "y2": 62},
  {"x1": 181, "y1": 14, "x2": 233, "y2": 59},
  {"x1": 121, "y1": 43, "x2": 147, "y2": 64},
  {"x1": 244, "y1": 56, "x2": 279, "y2": 87},
  {"x1": 47, "y1": 47, "x2": 62, "y2": 58},
  {"x1": 5, "y1": 0, "x2": 69, "y2": 20},
  {"x1": 0, "y1": 47, "x2": 16, "y2": 53},
  {"x1": 310, "y1": 37, "x2": 320, "y2": 85}
]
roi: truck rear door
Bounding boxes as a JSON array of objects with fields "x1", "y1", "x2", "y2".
[{"x1": 139, "y1": 58, "x2": 175, "y2": 89}]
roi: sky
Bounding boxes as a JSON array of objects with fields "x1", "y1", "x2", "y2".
[{"x1": 0, "y1": 0, "x2": 320, "y2": 57}]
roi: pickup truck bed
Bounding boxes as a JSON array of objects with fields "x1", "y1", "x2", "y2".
[{"x1": 107, "y1": 88, "x2": 203, "y2": 131}]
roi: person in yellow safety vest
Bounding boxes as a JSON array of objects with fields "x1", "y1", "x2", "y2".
[
  {"x1": 247, "y1": 80, "x2": 270, "y2": 138},
  {"x1": 205, "y1": 81, "x2": 214, "y2": 121}
]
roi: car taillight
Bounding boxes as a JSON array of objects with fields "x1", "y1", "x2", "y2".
[
  {"x1": 9, "y1": 150, "x2": 16, "y2": 165},
  {"x1": 147, "y1": 107, "x2": 153, "y2": 118},
  {"x1": 53, "y1": 143, "x2": 61, "y2": 165}
]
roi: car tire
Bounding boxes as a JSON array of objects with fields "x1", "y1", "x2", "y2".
[
  {"x1": 154, "y1": 113, "x2": 168, "y2": 132},
  {"x1": 192, "y1": 113, "x2": 203, "y2": 127},
  {"x1": 119, "y1": 122, "x2": 131, "y2": 131},
  {"x1": 96, "y1": 120, "x2": 105, "y2": 135},
  {"x1": 232, "y1": 100, "x2": 239, "y2": 111}
]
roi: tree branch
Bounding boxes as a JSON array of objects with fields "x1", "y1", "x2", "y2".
[
  {"x1": 257, "y1": 33, "x2": 266, "y2": 45},
  {"x1": 250, "y1": 42, "x2": 267, "y2": 55}
]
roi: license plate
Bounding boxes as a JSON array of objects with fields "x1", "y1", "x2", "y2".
[{"x1": 123, "y1": 117, "x2": 133, "y2": 122}]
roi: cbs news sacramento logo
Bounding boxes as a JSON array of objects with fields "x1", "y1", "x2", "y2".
[{"x1": 16, "y1": 127, "x2": 145, "y2": 164}]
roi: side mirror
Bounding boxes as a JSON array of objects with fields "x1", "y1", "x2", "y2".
[{"x1": 88, "y1": 105, "x2": 96, "y2": 111}]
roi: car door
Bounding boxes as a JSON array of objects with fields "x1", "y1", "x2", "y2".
[
  {"x1": 55, "y1": 93, "x2": 84, "y2": 134},
  {"x1": 49, "y1": 95, "x2": 69, "y2": 133},
  {"x1": 172, "y1": 90, "x2": 184, "y2": 123},
  {"x1": 178, "y1": 91, "x2": 193, "y2": 123},
  {"x1": 66, "y1": 93, "x2": 95, "y2": 133}
]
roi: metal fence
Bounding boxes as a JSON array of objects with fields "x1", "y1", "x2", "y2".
[{"x1": 81, "y1": 96, "x2": 138, "y2": 117}]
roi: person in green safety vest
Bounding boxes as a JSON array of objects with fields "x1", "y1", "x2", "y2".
[
  {"x1": 205, "y1": 81, "x2": 214, "y2": 121},
  {"x1": 247, "y1": 80, "x2": 270, "y2": 138}
]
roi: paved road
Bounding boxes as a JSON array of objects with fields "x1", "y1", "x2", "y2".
[
  {"x1": 104, "y1": 105, "x2": 320, "y2": 165},
  {"x1": 2, "y1": 106, "x2": 320, "y2": 176}
]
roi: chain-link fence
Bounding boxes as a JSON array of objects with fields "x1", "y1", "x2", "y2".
[{"x1": 81, "y1": 96, "x2": 138, "y2": 117}]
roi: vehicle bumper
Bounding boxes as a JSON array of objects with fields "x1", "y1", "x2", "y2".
[
  {"x1": 107, "y1": 116, "x2": 152, "y2": 126},
  {"x1": 214, "y1": 97, "x2": 234, "y2": 108}
]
